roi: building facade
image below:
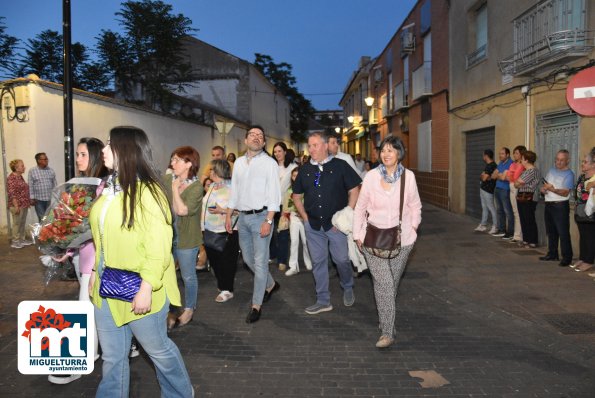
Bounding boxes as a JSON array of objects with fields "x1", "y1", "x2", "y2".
[{"x1": 449, "y1": 0, "x2": 595, "y2": 247}]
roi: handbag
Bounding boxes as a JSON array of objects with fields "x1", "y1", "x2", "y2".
[
  {"x1": 363, "y1": 170, "x2": 406, "y2": 259},
  {"x1": 203, "y1": 230, "x2": 229, "y2": 252},
  {"x1": 516, "y1": 191, "x2": 534, "y2": 203},
  {"x1": 99, "y1": 266, "x2": 142, "y2": 302}
]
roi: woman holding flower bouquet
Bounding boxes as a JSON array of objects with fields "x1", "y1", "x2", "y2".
[
  {"x1": 89, "y1": 127, "x2": 193, "y2": 397},
  {"x1": 163, "y1": 146, "x2": 203, "y2": 330},
  {"x1": 47, "y1": 137, "x2": 108, "y2": 385}
]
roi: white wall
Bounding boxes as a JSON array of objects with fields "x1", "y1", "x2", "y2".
[{"x1": 0, "y1": 80, "x2": 215, "y2": 234}]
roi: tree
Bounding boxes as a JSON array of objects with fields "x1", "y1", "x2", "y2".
[
  {"x1": 15, "y1": 29, "x2": 110, "y2": 92},
  {"x1": 254, "y1": 53, "x2": 315, "y2": 144},
  {"x1": 97, "y1": 0, "x2": 196, "y2": 110},
  {"x1": 0, "y1": 17, "x2": 18, "y2": 78}
]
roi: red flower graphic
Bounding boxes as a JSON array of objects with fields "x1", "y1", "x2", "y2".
[{"x1": 21, "y1": 305, "x2": 72, "y2": 350}]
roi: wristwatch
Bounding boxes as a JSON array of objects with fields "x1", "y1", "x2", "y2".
[{"x1": 265, "y1": 218, "x2": 273, "y2": 225}]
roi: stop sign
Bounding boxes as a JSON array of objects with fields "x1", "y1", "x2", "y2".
[{"x1": 566, "y1": 67, "x2": 595, "y2": 116}]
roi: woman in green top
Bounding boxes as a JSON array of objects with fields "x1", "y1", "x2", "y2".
[
  {"x1": 89, "y1": 126, "x2": 192, "y2": 397},
  {"x1": 164, "y1": 146, "x2": 203, "y2": 328}
]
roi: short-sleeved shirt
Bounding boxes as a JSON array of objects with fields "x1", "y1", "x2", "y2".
[
  {"x1": 518, "y1": 167, "x2": 541, "y2": 200},
  {"x1": 7, "y1": 173, "x2": 31, "y2": 208},
  {"x1": 292, "y1": 158, "x2": 361, "y2": 231},
  {"x1": 480, "y1": 162, "x2": 497, "y2": 193},
  {"x1": 496, "y1": 158, "x2": 513, "y2": 190},
  {"x1": 163, "y1": 174, "x2": 203, "y2": 249},
  {"x1": 544, "y1": 167, "x2": 575, "y2": 202}
]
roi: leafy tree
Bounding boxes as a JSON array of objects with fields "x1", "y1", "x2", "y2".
[
  {"x1": 254, "y1": 53, "x2": 315, "y2": 144},
  {"x1": 0, "y1": 17, "x2": 18, "y2": 78},
  {"x1": 15, "y1": 29, "x2": 110, "y2": 92},
  {"x1": 97, "y1": 0, "x2": 196, "y2": 110}
]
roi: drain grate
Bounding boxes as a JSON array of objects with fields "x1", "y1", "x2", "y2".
[
  {"x1": 511, "y1": 249, "x2": 543, "y2": 256},
  {"x1": 543, "y1": 313, "x2": 595, "y2": 335},
  {"x1": 456, "y1": 242, "x2": 479, "y2": 247},
  {"x1": 404, "y1": 271, "x2": 429, "y2": 279}
]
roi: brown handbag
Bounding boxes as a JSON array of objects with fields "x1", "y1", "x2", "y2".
[
  {"x1": 363, "y1": 171, "x2": 406, "y2": 259},
  {"x1": 516, "y1": 191, "x2": 534, "y2": 203}
]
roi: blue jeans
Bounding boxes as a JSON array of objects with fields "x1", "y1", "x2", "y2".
[
  {"x1": 304, "y1": 222, "x2": 354, "y2": 306},
  {"x1": 494, "y1": 188, "x2": 514, "y2": 235},
  {"x1": 34, "y1": 200, "x2": 49, "y2": 221},
  {"x1": 94, "y1": 298, "x2": 193, "y2": 398},
  {"x1": 237, "y1": 212, "x2": 275, "y2": 306},
  {"x1": 174, "y1": 246, "x2": 199, "y2": 310},
  {"x1": 479, "y1": 189, "x2": 497, "y2": 226}
]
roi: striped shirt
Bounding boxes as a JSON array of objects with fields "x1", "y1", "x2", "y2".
[{"x1": 28, "y1": 166, "x2": 57, "y2": 201}]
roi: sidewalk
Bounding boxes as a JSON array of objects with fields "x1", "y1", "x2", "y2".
[{"x1": 0, "y1": 203, "x2": 593, "y2": 397}]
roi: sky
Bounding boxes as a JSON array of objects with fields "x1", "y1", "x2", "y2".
[{"x1": 1, "y1": 0, "x2": 418, "y2": 110}]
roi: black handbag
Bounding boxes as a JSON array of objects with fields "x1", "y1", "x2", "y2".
[
  {"x1": 516, "y1": 191, "x2": 534, "y2": 203},
  {"x1": 363, "y1": 171, "x2": 406, "y2": 259},
  {"x1": 203, "y1": 230, "x2": 229, "y2": 252},
  {"x1": 575, "y1": 203, "x2": 595, "y2": 223}
]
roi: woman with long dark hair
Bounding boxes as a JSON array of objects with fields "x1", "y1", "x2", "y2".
[
  {"x1": 271, "y1": 142, "x2": 296, "y2": 271},
  {"x1": 89, "y1": 127, "x2": 192, "y2": 397}
]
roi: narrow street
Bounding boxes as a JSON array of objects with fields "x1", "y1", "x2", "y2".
[{"x1": 1, "y1": 203, "x2": 594, "y2": 397}]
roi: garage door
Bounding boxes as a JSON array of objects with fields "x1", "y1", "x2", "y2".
[{"x1": 465, "y1": 127, "x2": 495, "y2": 220}]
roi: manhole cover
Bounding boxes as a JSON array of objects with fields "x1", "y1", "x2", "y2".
[
  {"x1": 542, "y1": 313, "x2": 595, "y2": 335},
  {"x1": 511, "y1": 249, "x2": 542, "y2": 256},
  {"x1": 404, "y1": 271, "x2": 429, "y2": 279},
  {"x1": 456, "y1": 242, "x2": 478, "y2": 247}
]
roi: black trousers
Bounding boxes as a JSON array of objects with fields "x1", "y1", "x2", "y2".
[
  {"x1": 517, "y1": 200, "x2": 538, "y2": 245},
  {"x1": 544, "y1": 201, "x2": 573, "y2": 261},
  {"x1": 576, "y1": 221, "x2": 595, "y2": 264},
  {"x1": 205, "y1": 231, "x2": 240, "y2": 292}
]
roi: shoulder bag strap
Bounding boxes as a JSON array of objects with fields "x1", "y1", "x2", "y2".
[{"x1": 399, "y1": 170, "x2": 406, "y2": 226}]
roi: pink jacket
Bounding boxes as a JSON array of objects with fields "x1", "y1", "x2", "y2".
[{"x1": 353, "y1": 168, "x2": 422, "y2": 247}]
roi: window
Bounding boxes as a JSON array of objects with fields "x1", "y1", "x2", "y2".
[
  {"x1": 417, "y1": 120, "x2": 432, "y2": 172},
  {"x1": 466, "y1": 2, "x2": 488, "y2": 69},
  {"x1": 388, "y1": 72, "x2": 393, "y2": 111},
  {"x1": 403, "y1": 56, "x2": 410, "y2": 106},
  {"x1": 420, "y1": 0, "x2": 431, "y2": 34}
]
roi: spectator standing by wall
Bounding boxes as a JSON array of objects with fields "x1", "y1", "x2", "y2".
[
  {"x1": 474, "y1": 149, "x2": 498, "y2": 233},
  {"x1": 28, "y1": 152, "x2": 57, "y2": 221},
  {"x1": 492, "y1": 147, "x2": 514, "y2": 239},
  {"x1": 507, "y1": 145, "x2": 526, "y2": 243}
]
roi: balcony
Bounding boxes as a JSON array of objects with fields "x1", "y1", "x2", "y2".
[
  {"x1": 394, "y1": 82, "x2": 408, "y2": 111},
  {"x1": 499, "y1": 29, "x2": 594, "y2": 76},
  {"x1": 412, "y1": 61, "x2": 432, "y2": 100}
]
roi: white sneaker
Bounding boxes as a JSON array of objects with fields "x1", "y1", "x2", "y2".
[
  {"x1": 10, "y1": 241, "x2": 23, "y2": 249},
  {"x1": 285, "y1": 268, "x2": 299, "y2": 276},
  {"x1": 48, "y1": 374, "x2": 81, "y2": 384},
  {"x1": 20, "y1": 239, "x2": 34, "y2": 246},
  {"x1": 474, "y1": 224, "x2": 487, "y2": 232},
  {"x1": 488, "y1": 226, "x2": 498, "y2": 234},
  {"x1": 129, "y1": 342, "x2": 140, "y2": 358}
]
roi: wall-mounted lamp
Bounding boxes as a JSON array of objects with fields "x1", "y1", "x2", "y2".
[
  {"x1": 364, "y1": 96, "x2": 375, "y2": 107},
  {"x1": 347, "y1": 115, "x2": 354, "y2": 124},
  {"x1": 334, "y1": 127, "x2": 341, "y2": 134}
]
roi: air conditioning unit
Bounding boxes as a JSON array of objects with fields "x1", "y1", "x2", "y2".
[{"x1": 401, "y1": 30, "x2": 415, "y2": 53}]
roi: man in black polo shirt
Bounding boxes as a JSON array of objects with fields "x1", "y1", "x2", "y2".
[{"x1": 292, "y1": 131, "x2": 361, "y2": 314}]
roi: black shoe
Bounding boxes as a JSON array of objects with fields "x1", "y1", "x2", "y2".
[
  {"x1": 558, "y1": 260, "x2": 571, "y2": 267},
  {"x1": 539, "y1": 255, "x2": 559, "y2": 261},
  {"x1": 245, "y1": 307, "x2": 261, "y2": 323},
  {"x1": 263, "y1": 281, "x2": 280, "y2": 303}
]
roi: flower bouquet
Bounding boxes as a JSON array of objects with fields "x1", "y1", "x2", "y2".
[{"x1": 31, "y1": 177, "x2": 102, "y2": 284}]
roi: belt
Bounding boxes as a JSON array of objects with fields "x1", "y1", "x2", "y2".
[
  {"x1": 545, "y1": 201, "x2": 569, "y2": 205},
  {"x1": 240, "y1": 206, "x2": 267, "y2": 214}
]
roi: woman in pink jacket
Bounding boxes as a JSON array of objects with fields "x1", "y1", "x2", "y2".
[{"x1": 353, "y1": 136, "x2": 422, "y2": 348}]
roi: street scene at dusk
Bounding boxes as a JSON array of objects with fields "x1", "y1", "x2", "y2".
[{"x1": 1, "y1": 0, "x2": 595, "y2": 397}]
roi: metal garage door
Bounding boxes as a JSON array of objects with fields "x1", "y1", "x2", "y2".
[{"x1": 465, "y1": 127, "x2": 495, "y2": 220}]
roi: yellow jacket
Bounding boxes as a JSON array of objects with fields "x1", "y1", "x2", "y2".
[{"x1": 90, "y1": 183, "x2": 181, "y2": 327}]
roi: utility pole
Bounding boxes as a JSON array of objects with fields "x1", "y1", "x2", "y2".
[{"x1": 63, "y1": 0, "x2": 75, "y2": 180}]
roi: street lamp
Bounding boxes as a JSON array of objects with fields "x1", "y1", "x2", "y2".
[
  {"x1": 347, "y1": 115, "x2": 354, "y2": 124},
  {"x1": 215, "y1": 119, "x2": 234, "y2": 150},
  {"x1": 334, "y1": 127, "x2": 341, "y2": 134},
  {"x1": 364, "y1": 96, "x2": 375, "y2": 107}
]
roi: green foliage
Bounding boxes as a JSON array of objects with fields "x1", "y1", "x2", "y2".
[
  {"x1": 254, "y1": 53, "x2": 315, "y2": 143},
  {"x1": 97, "y1": 0, "x2": 196, "y2": 110},
  {"x1": 0, "y1": 17, "x2": 18, "y2": 78}
]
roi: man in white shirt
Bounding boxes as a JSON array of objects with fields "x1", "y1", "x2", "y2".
[
  {"x1": 354, "y1": 153, "x2": 365, "y2": 173},
  {"x1": 226, "y1": 125, "x2": 281, "y2": 324},
  {"x1": 328, "y1": 133, "x2": 361, "y2": 177}
]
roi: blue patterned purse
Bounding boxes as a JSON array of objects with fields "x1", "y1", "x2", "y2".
[{"x1": 99, "y1": 267, "x2": 142, "y2": 302}]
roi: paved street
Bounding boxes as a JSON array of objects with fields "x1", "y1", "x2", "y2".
[{"x1": 1, "y1": 203, "x2": 594, "y2": 397}]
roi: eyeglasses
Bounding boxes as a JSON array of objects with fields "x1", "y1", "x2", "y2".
[
  {"x1": 171, "y1": 156, "x2": 184, "y2": 163},
  {"x1": 247, "y1": 132, "x2": 264, "y2": 139},
  {"x1": 314, "y1": 170, "x2": 322, "y2": 187}
]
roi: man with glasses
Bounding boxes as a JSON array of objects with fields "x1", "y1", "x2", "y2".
[
  {"x1": 292, "y1": 131, "x2": 361, "y2": 315},
  {"x1": 226, "y1": 125, "x2": 281, "y2": 324},
  {"x1": 28, "y1": 152, "x2": 57, "y2": 221}
]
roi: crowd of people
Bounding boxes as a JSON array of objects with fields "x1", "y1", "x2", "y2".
[
  {"x1": 475, "y1": 145, "x2": 595, "y2": 279},
  {"x1": 7, "y1": 124, "x2": 594, "y2": 396}
]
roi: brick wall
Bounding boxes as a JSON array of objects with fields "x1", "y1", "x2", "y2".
[{"x1": 411, "y1": 169, "x2": 449, "y2": 209}]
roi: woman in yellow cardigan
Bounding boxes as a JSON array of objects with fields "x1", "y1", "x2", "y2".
[{"x1": 89, "y1": 126, "x2": 193, "y2": 397}]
